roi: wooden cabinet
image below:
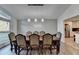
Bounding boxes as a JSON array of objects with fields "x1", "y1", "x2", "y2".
[{"x1": 72, "y1": 21, "x2": 79, "y2": 28}]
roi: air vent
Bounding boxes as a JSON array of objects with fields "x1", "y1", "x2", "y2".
[{"x1": 28, "y1": 4, "x2": 44, "y2": 6}]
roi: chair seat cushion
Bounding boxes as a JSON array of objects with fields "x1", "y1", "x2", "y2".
[
  {"x1": 31, "y1": 45, "x2": 39, "y2": 48},
  {"x1": 19, "y1": 45, "x2": 27, "y2": 48},
  {"x1": 43, "y1": 45, "x2": 51, "y2": 48},
  {"x1": 53, "y1": 36, "x2": 59, "y2": 40}
]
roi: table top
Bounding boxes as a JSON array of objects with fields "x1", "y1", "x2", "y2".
[{"x1": 26, "y1": 36, "x2": 59, "y2": 41}]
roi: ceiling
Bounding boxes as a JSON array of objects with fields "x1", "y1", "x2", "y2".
[
  {"x1": 0, "y1": 4, "x2": 71, "y2": 20},
  {"x1": 65, "y1": 15, "x2": 79, "y2": 22}
]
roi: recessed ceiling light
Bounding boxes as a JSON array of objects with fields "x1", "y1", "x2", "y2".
[
  {"x1": 27, "y1": 18, "x2": 31, "y2": 22},
  {"x1": 34, "y1": 18, "x2": 37, "y2": 22},
  {"x1": 41, "y1": 18, "x2": 44, "y2": 22}
]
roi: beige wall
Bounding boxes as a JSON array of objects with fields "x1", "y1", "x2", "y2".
[
  {"x1": 72, "y1": 21, "x2": 79, "y2": 28},
  {"x1": 64, "y1": 21, "x2": 79, "y2": 37}
]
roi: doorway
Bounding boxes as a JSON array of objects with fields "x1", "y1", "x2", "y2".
[
  {"x1": 64, "y1": 24, "x2": 70, "y2": 38},
  {"x1": 64, "y1": 16, "x2": 79, "y2": 50},
  {"x1": 0, "y1": 19, "x2": 10, "y2": 48}
]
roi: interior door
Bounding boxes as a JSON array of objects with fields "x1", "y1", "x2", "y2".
[{"x1": 65, "y1": 24, "x2": 70, "y2": 38}]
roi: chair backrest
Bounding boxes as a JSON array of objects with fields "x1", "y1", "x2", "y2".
[
  {"x1": 40, "y1": 31, "x2": 45, "y2": 36},
  {"x1": 33, "y1": 31, "x2": 39, "y2": 35},
  {"x1": 43, "y1": 33, "x2": 53, "y2": 45},
  {"x1": 56, "y1": 32, "x2": 62, "y2": 40},
  {"x1": 29, "y1": 34, "x2": 40, "y2": 46},
  {"x1": 16, "y1": 34, "x2": 27, "y2": 48},
  {"x1": 8, "y1": 32, "x2": 16, "y2": 41},
  {"x1": 26, "y1": 31, "x2": 32, "y2": 37}
]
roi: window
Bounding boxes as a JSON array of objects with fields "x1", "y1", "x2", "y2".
[
  {"x1": 0, "y1": 20, "x2": 10, "y2": 32},
  {"x1": 0, "y1": 20, "x2": 10, "y2": 48}
]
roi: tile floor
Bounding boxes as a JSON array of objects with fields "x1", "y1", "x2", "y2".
[{"x1": 0, "y1": 37, "x2": 79, "y2": 55}]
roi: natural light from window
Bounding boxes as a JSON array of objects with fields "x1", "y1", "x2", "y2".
[{"x1": 0, "y1": 20, "x2": 10, "y2": 32}]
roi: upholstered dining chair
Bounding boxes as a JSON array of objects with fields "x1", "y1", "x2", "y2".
[
  {"x1": 56, "y1": 32, "x2": 62, "y2": 54},
  {"x1": 29, "y1": 34, "x2": 40, "y2": 54},
  {"x1": 26, "y1": 31, "x2": 32, "y2": 37},
  {"x1": 56, "y1": 32, "x2": 62, "y2": 40},
  {"x1": 8, "y1": 32, "x2": 16, "y2": 52},
  {"x1": 53, "y1": 32, "x2": 62, "y2": 40},
  {"x1": 33, "y1": 31, "x2": 39, "y2": 35},
  {"x1": 42, "y1": 33, "x2": 53, "y2": 54},
  {"x1": 52, "y1": 32, "x2": 62, "y2": 54},
  {"x1": 40, "y1": 31, "x2": 45, "y2": 36},
  {"x1": 16, "y1": 34, "x2": 28, "y2": 55}
]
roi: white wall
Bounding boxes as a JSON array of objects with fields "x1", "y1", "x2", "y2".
[
  {"x1": 10, "y1": 18, "x2": 17, "y2": 34},
  {"x1": 17, "y1": 20, "x2": 57, "y2": 35},
  {"x1": 57, "y1": 5, "x2": 79, "y2": 42},
  {"x1": 0, "y1": 7, "x2": 18, "y2": 34}
]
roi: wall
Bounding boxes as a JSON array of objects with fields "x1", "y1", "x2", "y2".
[
  {"x1": 0, "y1": 7, "x2": 17, "y2": 48},
  {"x1": 64, "y1": 21, "x2": 79, "y2": 38},
  {"x1": 0, "y1": 7, "x2": 18, "y2": 34},
  {"x1": 57, "y1": 5, "x2": 79, "y2": 42},
  {"x1": 10, "y1": 18, "x2": 17, "y2": 34},
  {"x1": 17, "y1": 20, "x2": 57, "y2": 35},
  {"x1": 72, "y1": 21, "x2": 79, "y2": 28}
]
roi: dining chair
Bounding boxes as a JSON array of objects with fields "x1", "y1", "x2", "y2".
[
  {"x1": 42, "y1": 33, "x2": 53, "y2": 54},
  {"x1": 29, "y1": 34, "x2": 40, "y2": 54},
  {"x1": 40, "y1": 31, "x2": 45, "y2": 36},
  {"x1": 33, "y1": 31, "x2": 39, "y2": 35},
  {"x1": 56, "y1": 32, "x2": 62, "y2": 40},
  {"x1": 52, "y1": 32, "x2": 62, "y2": 54},
  {"x1": 56, "y1": 32, "x2": 62, "y2": 54},
  {"x1": 8, "y1": 32, "x2": 17, "y2": 53},
  {"x1": 16, "y1": 34, "x2": 28, "y2": 55},
  {"x1": 26, "y1": 31, "x2": 32, "y2": 37}
]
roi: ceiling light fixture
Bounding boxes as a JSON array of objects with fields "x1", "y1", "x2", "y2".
[
  {"x1": 34, "y1": 18, "x2": 37, "y2": 22},
  {"x1": 27, "y1": 18, "x2": 31, "y2": 22},
  {"x1": 41, "y1": 18, "x2": 44, "y2": 22}
]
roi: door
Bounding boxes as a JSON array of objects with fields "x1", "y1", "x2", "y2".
[{"x1": 65, "y1": 24, "x2": 70, "y2": 38}]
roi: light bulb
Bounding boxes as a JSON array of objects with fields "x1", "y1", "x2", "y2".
[
  {"x1": 41, "y1": 18, "x2": 44, "y2": 22},
  {"x1": 34, "y1": 18, "x2": 37, "y2": 22},
  {"x1": 27, "y1": 18, "x2": 31, "y2": 22}
]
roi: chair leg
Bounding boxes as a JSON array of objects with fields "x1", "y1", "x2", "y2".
[
  {"x1": 41, "y1": 47, "x2": 43, "y2": 54},
  {"x1": 41, "y1": 49, "x2": 43, "y2": 54},
  {"x1": 30, "y1": 48, "x2": 32, "y2": 55},
  {"x1": 40, "y1": 47, "x2": 43, "y2": 54},
  {"x1": 18, "y1": 47, "x2": 20, "y2": 55},
  {"x1": 37, "y1": 48, "x2": 40, "y2": 55},
  {"x1": 43, "y1": 49, "x2": 46, "y2": 54},
  {"x1": 56, "y1": 49, "x2": 59, "y2": 55},
  {"x1": 56, "y1": 45, "x2": 60, "y2": 55},
  {"x1": 26, "y1": 49, "x2": 29, "y2": 55},
  {"x1": 50, "y1": 48, "x2": 52, "y2": 54},
  {"x1": 14, "y1": 44, "x2": 17, "y2": 54},
  {"x1": 10, "y1": 43, "x2": 13, "y2": 51}
]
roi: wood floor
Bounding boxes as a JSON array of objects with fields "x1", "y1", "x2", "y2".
[{"x1": 0, "y1": 38, "x2": 79, "y2": 55}]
